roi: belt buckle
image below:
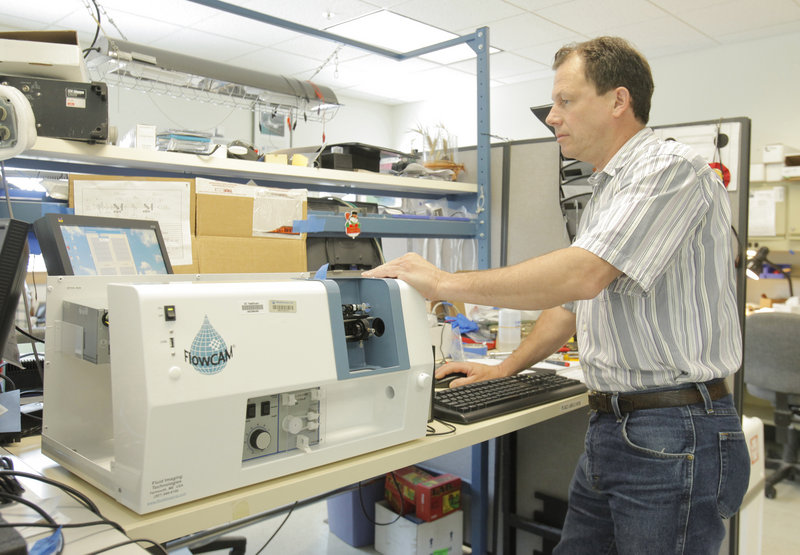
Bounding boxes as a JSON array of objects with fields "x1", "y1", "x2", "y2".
[{"x1": 590, "y1": 391, "x2": 613, "y2": 412}]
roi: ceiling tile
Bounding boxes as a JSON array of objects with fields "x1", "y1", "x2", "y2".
[
  {"x1": 449, "y1": 51, "x2": 549, "y2": 79},
  {"x1": 495, "y1": 68, "x2": 554, "y2": 85},
  {"x1": 714, "y1": 20, "x2": 800, "y2": 44},
  {"x1": 188, "y1": 12, "x2": 299, "y2": 47},
  {"x1": 271, "y1": 37, "x2": 368, "y2": 64},
  {"x1": 91, "y1": 11, "x2": 184, "y2": 45},
  {"x1": 308, "y1": 53, "x2": 439, "y2": 89},
  {"x1": 2, "y1": 0, "x2": 800, "y2": 106},
  {"x1": 50, "y1": 10, "x2": 110, "y2": 36},
  {"x1": 226, "y1": 0, "x2": 380, "y2": 29},
  {"x1": 671, "y1": 0, "x2": 800, "y2": 35},
  {"x1": 535, "y1": 0, "x2": 667, "y2": 37},
  {"x1": 647, "y1": 0, "x2": 745, "y2": 15},
  {"x1": 486, "y1": 13, "x2": 576, "y2": 50},
  {"x1": 150, "y1": 28, "x2": 263, "y2": 63},
  {"x1": 604, "y1": 16, "x2": 717, "y2": 59},
  {"x1": 388, "y1": 0, "x2": 523, "y2": 33},
  {"x1": 500, "y1": 33, "x2": 585, "y2": 65},
  {"x1": 503, "y1": 0, "x2": 575, "y2": 11},
  {"x1": 0, "y1": 0, "x2": 80, "y2": 26},
  {"x1": 224, "y1": 47, "x2": 323, "y2": 77},
  {"x1": 101, "y1": 0, "x2": 214, "y2": 27},
  {"x1": 0, "y1": 14, "x2": 51, "y2": 33},
  {"x1": 325, "y1": 10, "x2": 458, "y2": 53}
]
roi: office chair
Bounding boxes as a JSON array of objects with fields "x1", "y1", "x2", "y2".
[{"x1": 743, "y1": 311, "x2": 800, "y2": 499}]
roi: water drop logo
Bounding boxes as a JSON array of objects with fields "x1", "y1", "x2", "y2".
[{"x1": 185, "y1": 316, "x2": 233, "y2": 375}]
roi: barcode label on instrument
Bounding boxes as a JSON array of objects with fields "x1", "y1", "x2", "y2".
[{"x1": 270, "y1": 300, "x2": 297, "y2": 313}]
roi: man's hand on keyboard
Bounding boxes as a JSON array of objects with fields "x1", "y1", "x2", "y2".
[{"x1": 435, "y1": 361, "x2": 509, "y2": 388}]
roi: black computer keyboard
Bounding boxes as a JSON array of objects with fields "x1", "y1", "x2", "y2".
[{"x1": 433, "y1": 372, "x2": 587, "y2": 424}]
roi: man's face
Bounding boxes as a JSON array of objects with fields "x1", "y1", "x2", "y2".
[{"x1": 546, "y1": 54, "x2": 617, "y2": 168}]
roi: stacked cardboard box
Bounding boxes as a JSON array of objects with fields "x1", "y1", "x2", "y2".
[
  {"x1": 194, "y1": 178, "x2": 306, "y2": 273},
  {"x1": 67, "y1": 175, "x2": 308, "y2": 274}
]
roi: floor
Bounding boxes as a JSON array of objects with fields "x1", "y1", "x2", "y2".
[{"x1": 179, "y1": 477, "x2": 800, "y2": 555}]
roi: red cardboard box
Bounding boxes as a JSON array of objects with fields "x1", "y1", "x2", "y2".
[
  {"x1": 415, "y1": 473, "x2": 462, "y2": 522},
  {"x1": 385, "y1": 466, "x2": 434, "y2": 515}
]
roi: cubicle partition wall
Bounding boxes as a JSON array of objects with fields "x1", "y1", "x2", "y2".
[{"x1": 460, "y1": 138, "x2": 565, "y2": 269}]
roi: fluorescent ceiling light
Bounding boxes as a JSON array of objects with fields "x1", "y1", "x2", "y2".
[{"x1": 326, "y1": 10, "x2": 495, "y2": 64}]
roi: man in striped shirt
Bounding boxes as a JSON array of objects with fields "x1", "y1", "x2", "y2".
[{"x1": 363, "y1": 36, "x2": 749, "y2": 554}]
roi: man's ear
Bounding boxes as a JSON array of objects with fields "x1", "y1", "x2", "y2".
[{"x1": 612, "y1": 87, "x2": 632, "y2": 117}]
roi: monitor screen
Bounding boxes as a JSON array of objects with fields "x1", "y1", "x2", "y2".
[{"x1": 34, "y1": 214, "x2": 172, "y2": 276}]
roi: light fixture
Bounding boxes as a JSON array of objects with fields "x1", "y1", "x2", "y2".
[
  {"x1": 746, "y1": 246, "x2": 794, "y2": 297},
  {"x1": 85, "y1": 37, "x2": 341, "y2": 122},
  {"x1": 325, "y1": 10, "x2": 497, "y2": 65}
]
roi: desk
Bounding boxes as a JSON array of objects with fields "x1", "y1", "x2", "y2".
[
  {"x1": 0, "y1": 446, "x2": 147, "y2": 554},
  {"x1": 6, "y1": 392, "x2": 587, "y2": 553}
]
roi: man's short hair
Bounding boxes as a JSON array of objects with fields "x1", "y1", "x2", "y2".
[{"x1": 553, "y1": 36, "x2": 654, "y2": 125}]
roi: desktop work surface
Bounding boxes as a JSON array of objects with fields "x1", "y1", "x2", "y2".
[{"x1": 5, "y1": 392, "x2": 588, "y2": 548}]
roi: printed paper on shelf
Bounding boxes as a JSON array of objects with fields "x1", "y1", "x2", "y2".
[{"x1": 72, "y1": 179, "x2": 193, "y2": 265}]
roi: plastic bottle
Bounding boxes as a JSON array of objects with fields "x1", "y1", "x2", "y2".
[{"x1": 495, "y1": 308, "x2": 521, "y2": 353}]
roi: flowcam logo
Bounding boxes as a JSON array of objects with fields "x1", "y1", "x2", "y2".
[{"x1": 184, "y1": 316, "x2": 234, "y2": 375}]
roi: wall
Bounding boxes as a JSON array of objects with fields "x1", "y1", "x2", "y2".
[
  {"x1": 390, "y1": 31, "x2": 800, "y2": 164},
  {"x1": 107, "y1": 86, "x2": 395, "y2": 154}
]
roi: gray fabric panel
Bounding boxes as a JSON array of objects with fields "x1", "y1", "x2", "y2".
[{"x1": 743, "y1": 312, "x2": 800, "y2": 395}]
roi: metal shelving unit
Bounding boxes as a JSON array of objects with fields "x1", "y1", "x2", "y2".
[{"x1": 9, "y1": 3, "x2": 496, "y2": 552}]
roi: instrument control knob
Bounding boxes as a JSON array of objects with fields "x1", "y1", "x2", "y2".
[{"x1": 249, "y1": 429, "x2": 271, "y2": 451}]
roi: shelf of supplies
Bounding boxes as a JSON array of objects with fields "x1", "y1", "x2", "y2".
[
  {"x1": 13, "y1": 137, "x2": 477, "y2": 197},
  {"x1": 296, "y1": 212, "x2": 480, "y2": 238}
]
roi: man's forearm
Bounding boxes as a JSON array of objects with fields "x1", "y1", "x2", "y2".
[
  {"x1": 435, "y1": 247, "x2": 620, "y2": 310},
  {"x1": 496, "y1": 306, "x2": 577, "y2": 377}
]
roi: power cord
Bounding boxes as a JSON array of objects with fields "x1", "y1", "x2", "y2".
[
  {"x1": 357, "y1": 473, "x2": 404, "y2": 526},
  {"x1": 253, "y1": 500, "x2": 298, "y2": 555},
  {"x1": 0, "y1": 456, "x2": 24, "y2": 499},
  {"x1": 0, "y1": 463, "x2": 169, "y2": 555},
  {"x1": 426, "y1": 420, "x2": 457, "y2": 436}
]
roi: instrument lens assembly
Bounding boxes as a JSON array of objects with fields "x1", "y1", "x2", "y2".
[{"x1": 342, "y1": 303, "x2": 385, "y2": 341}]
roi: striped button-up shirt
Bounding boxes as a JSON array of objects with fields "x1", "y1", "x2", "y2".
[{"x1": 569, "y1": 127, "x2": 741, "y2": 392}]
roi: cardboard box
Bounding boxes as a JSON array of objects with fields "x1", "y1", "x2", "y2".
[
  {"x1": 196, "y1": 235, "x2": 306, "y2": 274},
  {"x1": 195, "y1": 179, "x2": 255, "y2": 237},
  {"x1": 195, "y1": 178, "x2": 306, "y2": 238},
  {"x1": 172, "y1": 236, "x2": 199, "y2": 275},
  {"x1": 385, "y1": 466, "x2": 435, "y2": 516},
  {"x1": 0, "y1": 30, "x2": 90, "y2": 82},
  {"x1": 750, "y1": 163, "x2": 765, "y2": 182},
  {"x1": 374, "y1": 501, "x2": 462, "y2": 555},
  {"x1": 414, "y1": 474, "x2": 461, "y2": 522},
  {"x1": 765, "y1": 163, "x2": 784, "y2": 182},
  {"x1": 762, "y1": 144, "x2": 797, "y2": 164},
  {"x1": 781, "y1": 165, "x2": 800, "y2": 179}
]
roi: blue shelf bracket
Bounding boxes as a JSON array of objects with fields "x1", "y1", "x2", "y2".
[{"x1": 469, "y1": 27, "x2": 491, "y2": 270}]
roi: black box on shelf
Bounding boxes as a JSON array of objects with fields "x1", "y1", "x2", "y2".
[
  {"x1": 321, "y1": 143, "x2": 382, "y2": 172},
  {"x1": 320, "y1": 152, "x2": 354, "y2": 171},
  {"x1": 0, "y1": 75, "x2": 108, "y2": 143}
]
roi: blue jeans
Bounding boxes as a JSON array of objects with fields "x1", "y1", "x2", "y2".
[{"x1": 554, "y1": 382, "x2": 750, "y2": 555}]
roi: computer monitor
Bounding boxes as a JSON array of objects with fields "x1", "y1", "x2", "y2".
[
  {"x1": 0, "y1": 218, "x2": 29, "y2": 355},
  {"x1": 33, "y1": 214, "x2": 172, "y2": 276},
  {"x1": 530, "y1": 104, "x2": 555, "y2": 135}
]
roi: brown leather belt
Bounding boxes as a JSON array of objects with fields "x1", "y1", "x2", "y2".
[{"x1": 588, "y1": 380, "x2": 729, "y2": 414}]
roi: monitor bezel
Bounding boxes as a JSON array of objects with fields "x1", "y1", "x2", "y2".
[{"x1": 33, "y1": 213, "x2": 173, "y2": 276}]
